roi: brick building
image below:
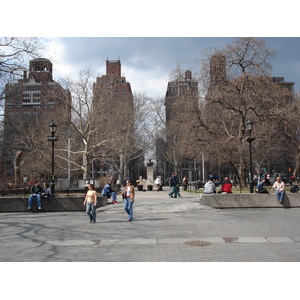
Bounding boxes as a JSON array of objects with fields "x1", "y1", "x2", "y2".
[
  {"x1": 2, "y1": 58, "x2": 71, "y2": 184},
  {"x1": 4, "y1": 58, "x2": 71, "y2": 120},
  {"x1": 92, "y1": 59, "x2": 142, "y2": 182},
  {"x1": 93, "y1": 59, "x2": 133, "y2": 108},
  {"x1": 162, "y1": 70, "x2": 199, "y2": 181}
]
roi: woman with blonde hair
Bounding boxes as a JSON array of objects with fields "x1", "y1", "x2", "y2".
[
  {"x1": 83, "y1": 184, "x2": 97, "y2": 223},
  {"x1": 123, "y1": 179, "x2": 135, "y2": 221}
]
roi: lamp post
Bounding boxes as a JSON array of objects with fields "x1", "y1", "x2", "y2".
[
  {"x1": 47, "y1": 121, "x2": 59, "y2": 194},
  {"x1": 245, "y1": 120, "x2": 255, "y2": 193}
]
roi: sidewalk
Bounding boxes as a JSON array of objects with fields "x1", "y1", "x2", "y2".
[{"x1": 1, "y1": 187, "x2": 300, "y2": 262}]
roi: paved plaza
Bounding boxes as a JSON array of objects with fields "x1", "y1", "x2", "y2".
[{"x1": 1, "y1": 187, "x2": 300, "y2": 262}]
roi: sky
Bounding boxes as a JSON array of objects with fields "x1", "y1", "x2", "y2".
[
  {"x1": 42, "y1": 37, "x2": 300, "y2": 98},
  {"x1": 3, "y1": 1, "x2": 299, "y2": 99}
]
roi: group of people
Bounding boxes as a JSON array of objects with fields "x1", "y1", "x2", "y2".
[
  {"x1": 27, "y1": 173, "x2": 292, "y2": 222},
  {"x1": 27, "y1": 181, "x2": 54, "y2": 210},
  {"x1": 203, "y1": 176, "x2": 233, "y2": 194},
  {"x1": 256, "y1": 176, "x2": 286, "y2": 203},
  {"x1": 203, "y1": 175, "x2": 289, "y2": 204},
  {"x1": 83, "y1": 179, "x2": 135, "y2": 223}
]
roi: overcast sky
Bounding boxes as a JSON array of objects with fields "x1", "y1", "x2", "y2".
[
  {"x1": 4, "y1": 1, "x2": 299, "y2": 99},
  {"x1": 42, "y1": 37, "x2": 300, "y2": 98}
]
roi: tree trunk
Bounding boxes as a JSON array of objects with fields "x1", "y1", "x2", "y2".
[{"x1": 14, "y1": 150, "x2": 22, "y2": 187}]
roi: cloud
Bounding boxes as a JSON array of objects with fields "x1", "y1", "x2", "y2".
[{"x1": 41, "y1": 37, "x2": 300, "y2": 97}]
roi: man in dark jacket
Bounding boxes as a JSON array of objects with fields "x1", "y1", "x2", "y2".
[
  {"x1": 27, "y1": 181, "x2": 44, "y2": 209},
  {"x1": 256, "y1": 178, "x2": 268, "y2": 193},
  {"x1": 168, "y1": 173, "x2": 179, "y2": 198}
]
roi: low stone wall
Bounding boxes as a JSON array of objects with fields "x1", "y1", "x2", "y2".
[
  {"x1": 0, "y1": 196, "x2": 108, "y2": 212},
  {"x1": 199, "y1": 192, "x2": 300, "y2": 209}
]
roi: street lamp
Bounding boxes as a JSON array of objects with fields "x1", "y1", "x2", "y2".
[
  {"x1": 47, "y1": 121, "x2": 59, "y2": 194},
  {"x1": 245, "y1": 120, "x2": 255, "y2": 193}
]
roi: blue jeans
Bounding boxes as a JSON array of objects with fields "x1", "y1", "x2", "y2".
[
  {"x1": 103, "y1": 192, "x2": 117, "y2": 201},
  {"x1": 124, "y1": 197, "x2": 133, "y2": 220},
  {"x1": 86, "y1": 202, "x2": 96, "y2": 222},
  {"x1": 28, "y1": 194, "x2": 42, "y2": 208},
  {"x1": 168, "y1": 186, "x2": 178, "y2": 198},
  {"x1": 110, "y1": 192, "x2": 117, "y2": 201},
  {"x1": 276, "y1": 190, "x2": 285, "y2": 202}
]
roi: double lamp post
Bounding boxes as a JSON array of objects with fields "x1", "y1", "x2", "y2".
[{"x1": 47, "y1": 121, "x2": 59, "y2": 194}]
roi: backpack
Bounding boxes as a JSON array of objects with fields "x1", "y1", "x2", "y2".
[{"x1": 290, "y1": 185, "x2": 299, "y2": 193}]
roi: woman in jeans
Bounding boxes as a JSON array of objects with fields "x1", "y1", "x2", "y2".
[
  {"x1": 123, "y1": 180, "x2": 135, "y2": 221},
  {"x1": 83, "y1": 184, "x2": 97, "y2": 223}
]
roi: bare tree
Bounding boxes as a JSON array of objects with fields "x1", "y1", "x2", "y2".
[
  {"x1": 58, "y1": 66, "x2": 113, "y2": 180},
  {"x1": 0, "y1": 37, "x2": 42, "y2": 100},
  {"x1": 189, "y1": 37, "x2": 296, "y2": 187}
]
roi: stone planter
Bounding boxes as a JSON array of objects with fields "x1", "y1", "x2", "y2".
[{"x1": 137, "y1": 185, "x2": 143, "y2": 191}]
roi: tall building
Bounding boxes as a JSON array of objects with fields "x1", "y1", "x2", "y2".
[
  {"x1": 93, "y1": 59, "x2": 133, "y2": 108},
  {"x1": 92, "y1": 59, "x2": 137, "y2": 181},
  {"x1": 2, "y1": 58, "x2": 71, "y2": 183},
  {"x1": 165, "y1": 70, "x2": 198, "y2": 124},
  {"x1": 4, "y1": 58, "x2": 71, "y2": 120},
  {"x1": 163, "y1": 70, "x2": 199, "y2": 180}
]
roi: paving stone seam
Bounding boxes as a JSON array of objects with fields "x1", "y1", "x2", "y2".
[{"x1": 36, "y1": 236, "x2": 299, "y2": 246}]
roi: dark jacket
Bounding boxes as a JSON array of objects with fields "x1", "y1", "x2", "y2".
[
  {"x1": 30, "y1": 184, "x2": 43, "y2": 195},
  {"x1": 170, "y1": 176, "x2": 179, "y2": 187}
]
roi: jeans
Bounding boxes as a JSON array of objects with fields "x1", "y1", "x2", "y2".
[
  {"x1": 110, "y1": 192, "x2": 117, "y2": 201},
  {"x1": 86, "y1": 202, "x2": 96, "y2": 222},
  {"x1": 124, "y1": 197, "x2": 133, "y2": 220},
  {"x1": 103, "y1": 192, "x2": 117, "y2": 201},
  {"x1": 28, "y1": 194, "x2": 42, "y2": 208},
  {"x1": 276, "y1": 190, "x2": 285, "y2": 202},
  {"x1": 168, "y1": 186, "x2": 178, "y2": 198}
]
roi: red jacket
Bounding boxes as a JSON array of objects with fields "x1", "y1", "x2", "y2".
[{"x1": 222, "y1": 182, "x2": 232, "y2": 193}]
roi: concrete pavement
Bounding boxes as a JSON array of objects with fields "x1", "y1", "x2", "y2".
[{"x1": 1, "y1": 187, "x2": 300, "y2": 261}]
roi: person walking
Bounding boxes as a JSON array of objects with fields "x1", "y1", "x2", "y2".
[
  {"x1": 272, "y1": 176, "x2": 285, "y2": 203},
  {"x1": 123, "y1": 179, "x2": 135, "y2": 221},
  {"x1": 168, "y1": 172, "x2": 179, "y2": 198},
  {"x1": 155, "y1": 176, "x2": 161, "y2": 192},
  {"x1": 182, "y1": 175, "x2": 188, "y2": 191},
  {"x1": 83, "y1": 184, "x2": 97, "y2": 223}
]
